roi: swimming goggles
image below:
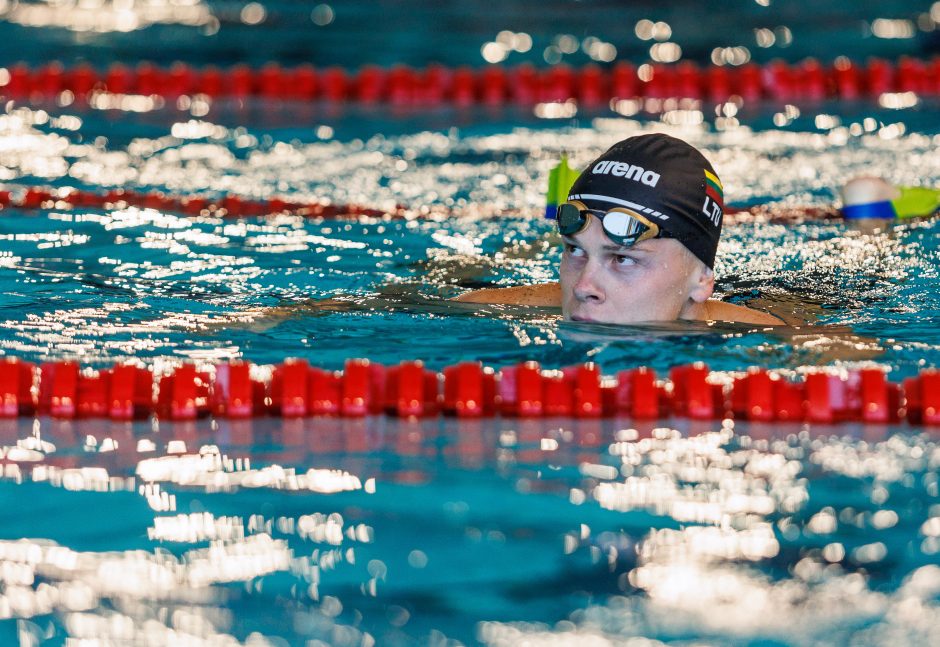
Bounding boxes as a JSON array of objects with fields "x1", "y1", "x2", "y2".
[{"x1": 556, "y1": 200, "x2": 666, "y2": 247}]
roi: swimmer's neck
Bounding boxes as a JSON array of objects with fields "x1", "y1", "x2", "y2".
[{"x1": 679, "y1": 298, "x2": 708, "y2": 321}]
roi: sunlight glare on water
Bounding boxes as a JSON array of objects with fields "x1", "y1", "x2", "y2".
[
  {"x1": 0, "y1": 101, "x2": 938, "y2": 375},
  {"x1": 1, "y1": 5, "x2": 940, "y2": 639},
  {"x1": 1, "y1": 416, "x2": 939, "y2": 645}
]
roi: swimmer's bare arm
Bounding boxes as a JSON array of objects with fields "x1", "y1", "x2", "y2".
[
  {"x1": 453, "y1": 282, "x2": 787, "y2": 325},
  {"x1": 451, "y1": 282, "x2": 562, "y2": 306}
]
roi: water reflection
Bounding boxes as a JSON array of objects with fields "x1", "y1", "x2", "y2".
[
  {"x1": 0, "y1": 0, "x2": 215, "y2": 33},
  {"x1": 0, "y1": 415, "x2": 938, "y2": 644},
  {"x1": 1, "y1": 101, "x2": 937, "y2": 375}
]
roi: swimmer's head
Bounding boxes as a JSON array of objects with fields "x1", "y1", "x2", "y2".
[
  {"x1": 558, "y1": 134, "x2": 723, "y2": 324},
  {"x1": 563, "y1": 133, "x2": 724, "y2": 268}
]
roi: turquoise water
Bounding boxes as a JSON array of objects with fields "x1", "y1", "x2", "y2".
[
  {"x1": 1, "y1": 102, "x2": 938, "y2": 377},
  {"x1": 1, "y1": 93, "x2": 938, "y2": 647},
  {"x1": 1, "y1": 415, "x2": 939, "y2": 645},
  {"x1": 2, "y1": 0, "x2": 937, "y2": 67},
  {"x1": 2, "y1": 1, "x2": 940, "y2": 645}
]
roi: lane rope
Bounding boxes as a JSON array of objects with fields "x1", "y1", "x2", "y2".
[
  {"x1": 0, "y1": 186, "x2": 415, "y2": 220},
  {"x1": 0, "y1": 185, "x2": 840, "y2": 222},
  {"x1": 0, "y1": 357, "x2": 936, "y2": 426},
  {"x1": 1, "y1": 57, "x2": 937, "y2": 105}
]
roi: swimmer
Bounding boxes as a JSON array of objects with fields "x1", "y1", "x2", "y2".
[
  {"x1": 840, "y1": 176, "x2": 940, "y2": 221},
  {"x1": 454, "y1": 133, "x2": 786, "y2": 326},
  {"x1": 213, "y1": 135, "x2": 933, "y2": 341}
]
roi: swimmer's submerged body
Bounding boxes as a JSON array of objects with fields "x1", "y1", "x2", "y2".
[
  {"x1": 207, "y1": 134, "x2": 938, "y2": 336},
  {"x1": 456, "y1": 138, "x2": 940, "y2": 327},
  {"x1": 452, "y1": 279, "x2": 786, "y2": 326}
]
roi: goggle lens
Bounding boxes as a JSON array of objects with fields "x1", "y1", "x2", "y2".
[
  {"x1": 556, "y1": 202, "x2": 587, "y2": 236},
  {"x1": 556, "y1": 202, "x2": 657, "y2": 247}
]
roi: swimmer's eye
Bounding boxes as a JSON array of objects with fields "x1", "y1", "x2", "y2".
[
  {"x1": 564, "y1": 243, "x2": 585, "y2": 257},
  {"x1": 614, "y1": 254, "x2": 637, "y2": 267}
]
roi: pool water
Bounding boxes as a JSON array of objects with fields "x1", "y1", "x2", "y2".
[
  {"x1": 1, "y1": 103, "x2": 938, "y2": 376},
  {"x1": 1, "y1": 414, "x2": 939, "y2": 645},
  {"x1": 2, "y1": 1, "x2": 940, "y2": 645},
  {"x1": 1, "y1": 92, "x2": 938, "y2": 647}
]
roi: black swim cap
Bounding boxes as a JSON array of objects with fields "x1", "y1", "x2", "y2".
[{"x1": 566, "y1": 133, "x2": 724, "y2": 268}]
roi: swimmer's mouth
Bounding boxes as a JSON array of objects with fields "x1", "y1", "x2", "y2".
[{"x1": 569, "y1": 315, "x2": 596, "y2": 323}]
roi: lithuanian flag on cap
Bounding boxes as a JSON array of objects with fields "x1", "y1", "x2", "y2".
[{"x1": 704, "y1": 169, "x2": 723, "y2": 208}]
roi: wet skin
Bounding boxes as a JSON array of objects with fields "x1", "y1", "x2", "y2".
[
  {"x1": 192, "y1": 216, "x2": 891, "y2": 362},
  {"x1": 455, "y1": 215, "x2": 784, "y2": 326}
]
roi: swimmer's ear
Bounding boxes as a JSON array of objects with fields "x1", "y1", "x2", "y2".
[{"x1": 687, "y1": 264, "x2": 715, "y2": 304}]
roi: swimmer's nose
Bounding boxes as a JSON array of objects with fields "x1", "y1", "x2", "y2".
[{"x1": 572, "y1": 263, "x2": 605, "y2": 304}]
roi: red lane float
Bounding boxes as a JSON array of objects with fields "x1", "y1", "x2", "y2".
[
  {"x1": 3, "y1": 357, "x2": 935, "y2": 426},
  {"x1": 904, "y1": 370, "x2": 940, "y2": 426},
  {"x1": 4, "y1": 58, "x2": 940, "y2": 105}
]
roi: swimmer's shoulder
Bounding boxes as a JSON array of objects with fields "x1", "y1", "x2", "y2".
[
  {"x1": 702, "y1": 300, "x2": 789, "y2": 326},
  {"x1": 451, "y1": 282, "x2": 560, "y2": 306},
  {"x1": 453, "y1": 284, "x2": 791, "y2": 325}
]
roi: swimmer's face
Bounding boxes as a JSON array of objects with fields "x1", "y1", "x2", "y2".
[{"x1": 559, "y1": 214, "x2": 714, "y2": 324}]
